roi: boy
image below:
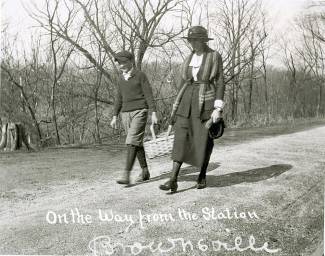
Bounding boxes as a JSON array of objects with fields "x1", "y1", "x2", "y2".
[{"x1": 110, "y1": 51, "x2": 158, "y2": 185}]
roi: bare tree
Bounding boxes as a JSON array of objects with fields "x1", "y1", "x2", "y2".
[
  {"x1": 304, "y1": 1, "x2": 325, "y2": 43},
  {"x1": 1, "y1": 30, "x2": 45, "y2": 143},
  {"x1": 212, "y1": 0, "x2": 268, "y2": 122},
  {"x1": 107, "y1": 0, "x2": 190, "y2": 68},
  {"x1": 28, "y1": 0, "x2": 191, "y2": 75},
  {"x1": 44, "y1": 0, "x2": 76, "y2": 145},
  {"x1": 1, "y1": 65, "x2": 43, "y2": 141},
  {"x1": 296, "y1": 12, "x2": 325, "y2": 116}
]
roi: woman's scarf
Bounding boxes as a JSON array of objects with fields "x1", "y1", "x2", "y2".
[{"x1": 170, "y1": 47, "x2": 222, "y2": 124}]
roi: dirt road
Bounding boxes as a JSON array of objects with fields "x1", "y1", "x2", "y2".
[{"x1": 0, "y1": 125, "x2": 324, "y2": 255}]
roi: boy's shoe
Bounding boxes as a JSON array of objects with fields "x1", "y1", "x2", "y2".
[
  {"x1": 116, "y1": 171, "x2": 130, "y2": 185},
  {"x1": 135, "y1": 167, "x2": 150, "y2": 182}
]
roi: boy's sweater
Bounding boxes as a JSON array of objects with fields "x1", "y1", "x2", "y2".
[{"x1": 113, "y1": 69, "x2": 156, "y2": 115}]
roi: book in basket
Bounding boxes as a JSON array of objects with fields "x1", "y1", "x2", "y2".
[{"x1": 144, "y1": 125, "x2": 174, "y2": 159}]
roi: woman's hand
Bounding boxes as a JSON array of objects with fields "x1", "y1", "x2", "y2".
[
  {"x1": 151, "y1": 112, "x2": 158, "y2": 124},
  {"x1": 211, "y1": 109, "x2": 222, "y2": 123},
  {"x1": 110, "y1": 116, "x2": 117, "y2": 129}
]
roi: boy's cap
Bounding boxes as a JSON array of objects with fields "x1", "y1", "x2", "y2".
[{"x1": 114, "y1": 51, "x2": 134, "y2": 62}]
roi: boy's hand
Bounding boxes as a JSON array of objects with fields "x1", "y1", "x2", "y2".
[
  {"x1": 151, "y1": 112, "x2": 158, "y2": 124},
  {"x1": 110, "y1": 116, "x2": 117, "y2": 129}
]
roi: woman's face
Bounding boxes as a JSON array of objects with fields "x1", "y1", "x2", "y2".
[
  {"x1": 117, "y1": 59, "x2": 133, "y2": 72},
  {"x1": 188, "y1": 38, "x2": 206, "y2": 52}
]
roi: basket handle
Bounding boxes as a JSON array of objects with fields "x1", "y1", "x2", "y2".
[
  {"x1": 166, "y1": 125, "x2": 172, "y2": 137},
  {"x1": 150, "y1": 124, "x2": 173, "y2": 141},
  {"x1": 149, "y1": 124, "x2": 157, "y2": 141}
]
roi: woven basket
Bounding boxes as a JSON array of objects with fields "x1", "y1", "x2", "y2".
[{"x1": 144, "y1": 125, "x2": 174, "y2": 159}]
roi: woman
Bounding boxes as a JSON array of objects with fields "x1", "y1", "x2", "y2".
[
  {"x1": 111, "y1": 50, "x2": 158, "y2": 185},
  {"x1": 159, "y1": 26, "x2": 225, "y2": 192}
]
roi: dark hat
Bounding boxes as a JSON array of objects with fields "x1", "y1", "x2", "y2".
[
  {"x1": 114, "y1": 50, "x2": 134, "y2": 62},
  {"x1": 205, "y1": 118, "x2": 225, "y2": 139},
  {"x1": 182, "y1": 26, "x2": 213, "y2": 41}
]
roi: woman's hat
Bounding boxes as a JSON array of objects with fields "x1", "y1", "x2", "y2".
[
  {"x1": 182, "y1": 26, "x2": 213, "y2": 41},
  {"x1": 114, "y1": 51, "x2": 134, "y2": 62},
  {"x1": 205, "y1": 118, "x2": 225, "y2": 139}
]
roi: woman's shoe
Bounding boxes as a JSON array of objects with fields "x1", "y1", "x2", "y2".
[
  {"x1": 197, "y1": 178, "x2": 206, "y2": 189},
  {"x1": 159, "y1": 180, "x2": 178, "y2": 193}
]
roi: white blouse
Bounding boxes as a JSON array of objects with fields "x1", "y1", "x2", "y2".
[{"x1": 189, "y1": 53, "x2": 203, "y2": 82}]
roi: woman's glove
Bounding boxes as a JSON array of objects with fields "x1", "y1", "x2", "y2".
[{"x1": 211, "y1": 109, "x2": 222, "y2": 123}]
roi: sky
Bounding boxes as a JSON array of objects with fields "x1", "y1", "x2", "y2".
[
  {"x1": 1, "y1": 0, "x2": 307, "y2": 32},
  {"x1": 0, "y1": 0, "x2": 309, "y2": 66},
  {"x1": 1, "y1": 0, "x2": 307, "y2": 36}
]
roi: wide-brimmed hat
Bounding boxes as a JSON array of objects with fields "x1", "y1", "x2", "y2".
[
  {"x1": 182, "y1": 26, "x2": 213, "y2": 41},
  {"x1": 205, "y1": 117, "x2": 225, "y2": 139},
  {"x1": 114, "y1": 50, "x2": 134, "y2": 62}
]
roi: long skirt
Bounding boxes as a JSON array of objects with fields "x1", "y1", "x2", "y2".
[{"x1": 171, "y1": 83, "x2": 214, "y2": 167}]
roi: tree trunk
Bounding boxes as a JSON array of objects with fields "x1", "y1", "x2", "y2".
[
  {"x1": 248, "y1": 32, "x2": 255, "y2": 115},
  {"x1": 18, "y1": 82, "x2": 42, "y2": 141},
  {"x1": 0, "y1": 123, "x2": 32, "y2": 151},
  {"x1": 316, "y1": 83, "x2": 323, "y2": 116},
  {"x1": 230, "y1": 47, "x2": 237, "y2": 121},
  {"x1": 51, "y1": 82, "x2": 61, "y2": 145},
  {"x1": 94, "y1": 70, "x2": 103, "y2": 144},
  {"x1": 94, "y1": 99, "x2": 101, "y2": 144}
]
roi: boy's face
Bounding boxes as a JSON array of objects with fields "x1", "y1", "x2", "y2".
[{"x1": 116, "y1": 59, "x2": 133, "y2": 72}]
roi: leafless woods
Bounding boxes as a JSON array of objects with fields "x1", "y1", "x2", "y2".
[{"x1": 1, "y1": 0, "x2": 324, "y2": 146}]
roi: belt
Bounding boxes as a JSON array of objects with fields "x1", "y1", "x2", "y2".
[
  {"x1": 189, "y1": 80, "x2": 211, "y2": 87},
  {"x1": 192, "y1": 80, "x2": 210, "y2": 85}
]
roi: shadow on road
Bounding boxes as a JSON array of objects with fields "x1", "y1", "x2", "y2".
[
  {"x1": 178, "y1": 164, "x2": 293, "y2": 191},
  {"x1": 129, "y1": 162, "x2": 220, "y2": 188},
  {"x1": 130, "y1": 163, "x2": 292, "y2": 195}
]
